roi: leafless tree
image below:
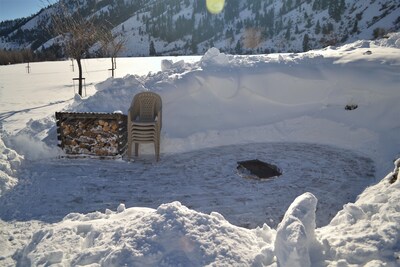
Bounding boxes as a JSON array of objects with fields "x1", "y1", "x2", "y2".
[
  {"x1": 99, "y1": 30, "x2": 126, "y2": 78},
  {"x1": 51, "y1": 1, "x2": 101, "y2": 96}
]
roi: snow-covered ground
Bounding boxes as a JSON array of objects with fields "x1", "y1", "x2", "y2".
[{"x1": 0, "y1": 33, "x2": 399, "y2": 266}]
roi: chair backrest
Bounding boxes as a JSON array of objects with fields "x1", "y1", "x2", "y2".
[{"x1": 130, "y1": 92, "x2": 162, "y2": 122}]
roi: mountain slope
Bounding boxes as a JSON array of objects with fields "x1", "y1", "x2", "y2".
[{"x1": 0, "y1": 0, "x2": 399, "y2": 58}]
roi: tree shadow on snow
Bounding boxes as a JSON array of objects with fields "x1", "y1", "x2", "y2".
[{"x1": 0, "y1": 99, "x2": 73, "y2": 122}]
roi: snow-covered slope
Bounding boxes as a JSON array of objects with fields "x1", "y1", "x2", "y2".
[{"x1": 1, "y1": 0, "x2": 399, "y2": 57}]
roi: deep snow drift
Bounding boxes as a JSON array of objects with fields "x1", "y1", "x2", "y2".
[{"x1": 1, "y1": 33, "x2": 400, "y2": 266}]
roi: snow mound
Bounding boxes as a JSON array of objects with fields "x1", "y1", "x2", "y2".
[
  {"x1": 14, "y1": 202, "x2": 276, "y2": 266},
  {"x1": 70, "y1": 75, "x2": 147, "y2": 114},
  {"x1": 6, "y1": 134, "x2": 60, "y2": 161},
  {"x1": 0, "y1": 135, "x2": 22, "y2": 197},
  {"x1": 200, "y1": 47, "x2": 229, "y2": 67},
  {"x1": 95, "y1": 75, "x2": 144, "y2": 92},
  {"x1": 161, "y1": 59, "x2": 186, "y2": 72},
  {"x1": 374, "y1": 32, "x2": 400, "y2": 48},
  {"x1": 275, "y1": 192, "x2": 321, "y2": 267},
  {"x1": 317, "y1": 159, "x2": 400, "y2": 266}
]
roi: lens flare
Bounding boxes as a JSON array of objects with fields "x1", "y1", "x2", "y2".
[{"x1": 206, "y1": 0, "x2": 225, "y2": 14}]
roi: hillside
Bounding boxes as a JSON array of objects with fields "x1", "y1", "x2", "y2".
[{"x1": 0, "y1": 0, "x2": 399, "y2": 58}]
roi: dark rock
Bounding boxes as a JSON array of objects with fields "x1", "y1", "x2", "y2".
[{"x1": 345, "y1": 104, "x2": 358, "y2": 110}]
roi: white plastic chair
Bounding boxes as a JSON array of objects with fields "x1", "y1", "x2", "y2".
[{"x1": 127, "y1": 92, "x2": 162, "y2": 161}]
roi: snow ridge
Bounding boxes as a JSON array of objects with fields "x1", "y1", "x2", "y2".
[{"x1": 0, "y1": 134, "x2": 22, "y2": 197}]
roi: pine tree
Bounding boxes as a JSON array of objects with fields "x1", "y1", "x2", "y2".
[
  {"x1": 352, "y1": 20, "x2": 358, "y2": 34},
  {"x1": 302, "y1": 33, "x2": 310, "y2": 52},
  {"x1": 235, "y1": 40, "x2": 242, "y2": 54},
  {"x1": 285, "y1": 27, "x2": 291, "y2": 40},
  {"x1": 149, "y1": 40, "x2": 156, "y2": 56},
  {"x1": 329, "y1": 0, "x2": 345, "y2": 22},
  {"x1": 315, "y1": 20, "x2": 321, "y2": 34}
]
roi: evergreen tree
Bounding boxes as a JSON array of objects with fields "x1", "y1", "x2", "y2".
[
  {"x1": 352, "y1": 20, "x2": 358, "y2": 34},
  {"x1": 322, "y1": 22, "x2": 334, "y2": 34},
  {"x1": 149, "y1": 40, "x2": 156, "y2": 56},
  {"x1": 315, "y1": 20, "x2": 321, "y2": 34},
  {"x1": 224, "y1": 0, "x2": 239, "y2": 21},
  {"x1": 285, "y1": 27, "x2": 291, "y2": 40},
  {"x1": 306, "y1": 18, "x2": 312, "y2": 28},
  {"x1": 302, "y1": 33, "x2": 310, "y2": 52},
  {"x1": 235, "y1": 40, "x2": 242, "y2": 54},
  {"x1": 287, "y1": 0, "x2": 293, "y2": 10},
  {"x1": 328, "y1": 0, "x2": 345, "y2": 22}
]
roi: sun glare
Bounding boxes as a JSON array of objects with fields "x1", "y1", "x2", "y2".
[{"x1": 206, "y1": 0, "x2": 225, "y2": 14}]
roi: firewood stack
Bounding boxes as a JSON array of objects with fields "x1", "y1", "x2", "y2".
[{"x1": 56, "y1": 112, "x2": 127, "y2": 157}]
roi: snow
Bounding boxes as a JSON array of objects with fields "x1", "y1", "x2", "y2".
[
  {"x1": 0, "y1": 136, "x2": 21, "y2": 196},
  {"x1": 275, "y1": 193, "x2": 320, "y2": 267},
  {"x1": 0, "y1": 33, "x2": 400, "y2": 266},
  {"x1": 317, "y1": 167, "x2": 400, "y2": 266}
]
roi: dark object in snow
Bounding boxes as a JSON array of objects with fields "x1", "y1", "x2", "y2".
[
  {"x1": 390, "y1": 166, "x2": 399, "y2": 184},
  {"x1": 237, "y1": 159, "x2": 282, "y2": 180},
  {"x1": 363, "y1": 50, "x2": 372, "y2": 55},
  {"x1": 389, "y1": 173, "x2": 398, "y2": 184},
  {"x1": 345, "y1": 104, "x2": 358, "y2": 110}
]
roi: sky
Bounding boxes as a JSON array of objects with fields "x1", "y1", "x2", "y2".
[{"x1": 0, "y1": 0, "x2": 57, "y2": 22}]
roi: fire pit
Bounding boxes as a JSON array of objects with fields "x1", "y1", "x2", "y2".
[{"x1": 237, "y1": 159, "x2": 282, "y2": 180}]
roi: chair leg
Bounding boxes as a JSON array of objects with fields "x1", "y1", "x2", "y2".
[
  {"x1": 135, "y1": 143, "x2": 139, "y2": 157},
  {"x1": 154, "y1": 142, "x2": 157, "y2": 161},
  {"x1": 155, "y1": 141, "x2": 160, "y2": 161},
  {"x1": 127, "y1": 138, "x2": 132, "y2": 160}
]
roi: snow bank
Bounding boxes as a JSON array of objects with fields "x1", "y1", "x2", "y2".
[
  {"x1": 6, "y1": 134, "x2": 60, "y2": 161},
  {"x1": 14, "y1": 202, "x2": 276, "y2": 266},
  {"x1": 66, "y1": 75, "x2": 147, "y2": 114},
  {"x1": 275, "y1": 193, "x2": 321, "y2": 267},
  {"x1": 161, "y1": 59, "x2": 186, "y2": 72},
  {"x1": 200, "y1": 47, "x2": 230, "y2": 67},
  {"x1": 0, "y1": 135, "x2": 22, "y2": 197},
  {"x1": 374, "y1": 32, "x2": 400, "y2": 48},
  {"x1": 317, "y1": 159, "x2": 400, "y2": 266}
]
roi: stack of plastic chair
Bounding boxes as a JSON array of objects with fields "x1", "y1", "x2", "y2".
[{"x1": 127, "y1": 91, "x2": 162, "y2": 161}]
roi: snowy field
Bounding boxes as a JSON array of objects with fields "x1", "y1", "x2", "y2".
[{"x1": 0, "y1": 33, "x2": 400, "y2": 266}]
